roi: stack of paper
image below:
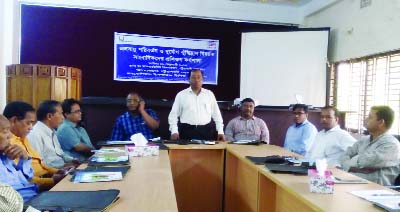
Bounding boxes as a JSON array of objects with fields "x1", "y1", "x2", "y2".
[
  {"x1": 90, "y1": 155, "x2": 129, "y2": 163},
  {"x1": 91, "y1": 148, "x2": 126, "y2": 154},
  {"x1": 72, "y1": 172, "x2": 123, "y2": 183},
  {"x1": 88, "y1": 155, "x2": 130, "y2": 166},
  {"x1": 334, "y1": 177, "x2": 368, "y2": 184},
  {"x1": 350, "y1": 190, "x2": 400, "y2": 211},
  {"x1": 372, "y1": 198, "x2": 400, "y2": 212}
]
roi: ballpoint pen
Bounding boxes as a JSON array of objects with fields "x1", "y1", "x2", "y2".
[{"x1": 371, "y1": 194, "x2": 400, "y2": 196}]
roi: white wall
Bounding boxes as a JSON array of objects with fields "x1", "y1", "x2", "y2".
[
  {"x1": 0, "y1": 1, "x2": 6, "y2": 112},
  {"x1": 0, "y1": 0, "x2": 337, "y2": 110},
  {"x1": 0, "y1": 0, "x2": 19, "y2": 112},
  {"x1": 19, "y1": 0, "x2": 303, "y2": 25},
  {"x1": 304, "y1": 0, "x2": 400, "y2": 62}
]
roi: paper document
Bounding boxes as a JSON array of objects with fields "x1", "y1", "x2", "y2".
[
  {"x1": 350, "y1": 190, "x2": 400, "y2": 201},
  {"x1": 90, "y1": 155, "x2": 129, "y2": 163},
  {"x1": 91, "y1": 148, "x2": 126, "y2": 154},
  {"x1": 234, "y1": 140, "x2": 255, "y2": 144},
  {"x1": 334, "y1": 177, "x2": 368, "y2": 184},
  {"x1": 372, "y1": 198, "x2": 400, "y2": 212},
  {"x1": 107, "y1": 140, "x2": 134, "y2": 145},
  {"x1": 72, "y1": 172, "x2": 123, "y2": 183}
]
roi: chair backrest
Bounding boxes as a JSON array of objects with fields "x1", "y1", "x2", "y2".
[
  {"x1": 395, "y1": 174, "x2": 400, "y2": 186},
  {"x1": 393, "y1": 134, "x2": 400, "y2": 142},
  {"x1": 394, "y1": 135, "x2": 400, "y2": 185}
]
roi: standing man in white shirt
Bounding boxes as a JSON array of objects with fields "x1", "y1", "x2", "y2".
[
  {"x1": 306, "y1": 106, "x2": 356, "y2": 166},
  {"x1": 168, "y1": 69, "x2": 225, "y2": 141},
  {"x1": 28, "y1": 100, "x2": 76, "y2": 169}
]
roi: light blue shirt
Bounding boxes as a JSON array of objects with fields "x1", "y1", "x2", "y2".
[
  {"x1": 57, "y1": 119, "x2": 94, "y2": 160},
  {"x1": 0, "y1": 155, "x2": 38, "y2": 202},
  {"x1": 284, "y1": 119, "x2": 318, "y2": 156}
]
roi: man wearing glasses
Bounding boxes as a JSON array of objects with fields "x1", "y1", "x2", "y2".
[
  {"x1": 283, "y1": 104, "x2": 317, "y2": 156},
  {"x1": 110, "y1": 92, "x2": 160, "y2": 140},
  {"x1": 57, "y1": 99, "x2": 94, "y2": 161}
]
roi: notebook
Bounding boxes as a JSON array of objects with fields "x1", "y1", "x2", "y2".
[
  {"x1": 246, "y1": 155, "x2": 290, "y2": 165},
  {"x1": 88, "y1": 155, "x2": 130, "y2": 166},
  {"x1": 372, "y1": 198, "x2": 400, "y2": 212},
  {"x1": 25, "y1": 189, "x2": 120, "y2": 211},
  {"x1": 246, "y1": 156, "x2": 267, "y2": 165},
  {"x1": 231, "y1": 140, "x2": 261, "y2": 145},
  {"x1": 265, "y1": 164, "x2": 308, "y2": 175},
  {"x1": 71, "y1": 172, "x2": 123, "y2": 183},
  {"x1": 97, "y1": 140, "x2": 135, "y2": 146},
  {"x1": 78, "y1": 166, "x2": 131, "y2": 176}
]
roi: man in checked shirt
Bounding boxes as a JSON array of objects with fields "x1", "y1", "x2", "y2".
[
  {"x1": 110, "y1": 92, "x2": 160, "y2": 140},
  {"x1": 224, "y1": 98, "x2": 270, "y2": 143}
]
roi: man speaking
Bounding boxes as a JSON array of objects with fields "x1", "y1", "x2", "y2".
[{"x1": 168, "y1": 69, "x2": 224, "y2": 141}]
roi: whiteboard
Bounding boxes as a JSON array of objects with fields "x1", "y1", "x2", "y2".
[{"x1": 240, "y1": 30, "x2": 329, "y2": 107}]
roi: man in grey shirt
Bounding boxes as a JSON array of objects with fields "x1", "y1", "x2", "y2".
[{"x1": 339, "y1": 106, "x2": 400, "y2": 186}]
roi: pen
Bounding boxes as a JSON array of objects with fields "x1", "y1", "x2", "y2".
[
  {"x1": 65, "y1": 167, "x2": 75, "y2": 175},
  {"x1": 371, "y1": 194, "x2": 400, "y2": 196}
]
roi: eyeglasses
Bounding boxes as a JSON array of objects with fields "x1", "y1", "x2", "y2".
[
  {"x1": 70, "y1": 110, "x2": 82, "y2": 114},
  {"x1": 127, "y1": 99, "x2": 140, "y2": 103}
]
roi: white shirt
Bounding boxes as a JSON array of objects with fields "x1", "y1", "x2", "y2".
[
  {"x1": 306, "y1": 125, "x2": 356, "y2": 166},
  {"x1": 28, "y1": 121, "x2": 71, "y2": 168},
  {"x1": 168, "y1": 87, "x2": 224, "y2": 134}
]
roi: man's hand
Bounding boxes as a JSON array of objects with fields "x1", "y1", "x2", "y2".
[
  {"x1": 52, "y1": 173, "x2": 65, "y2": 183},
  {"x1": 217, "y1": 134, "x2": 225, "y2": 141},
  {"x1": 4, "y1": 144, "x2": 29, "y2": 160},
  {"x1": 138, "y1": 100, "x2": 146, "y2": 113},
  {"x1": 56, "y1": 169, "x2": 66, "y2": 175},
  {"x1": 171, "y1": 133, "x2": 180, "y2": 140},
  {"x1": 63, "y1": 161, "x2": 79, "y2": 169}
]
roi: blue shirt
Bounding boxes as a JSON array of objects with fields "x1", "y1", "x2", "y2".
[
  {"x1": 0, "y1": 155, "x2": 38, "y2": 202},
  {"x1": 283, "y1": 119, "x2": 318, "y2": 156},
  {"x1": 111, "y1": 110, "x2": 159, "y2": 140},
  {"x1": 57, "y1": 119, "x2": 94, "y2": 160}
]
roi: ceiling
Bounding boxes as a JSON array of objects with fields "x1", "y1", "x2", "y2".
[{"x1": 232, "y1": 0, "x2": 314, "y2": 7}]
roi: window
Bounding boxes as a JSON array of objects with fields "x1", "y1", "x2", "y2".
[{"x1": 331, "y1": 51, "x2": 400, "y2": 134}]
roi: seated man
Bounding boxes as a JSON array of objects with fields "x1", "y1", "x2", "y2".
[
  {"x1": 283, "y1": 104, "x2": 318, "y2": 156},
  {"x1": 339, "y1": 106, "x2": 400, "y2": 186},
  {"x1": 3, "y1": 101, "x2": 66, "y2": 190},
  {"x1": 57, "y1": 98, "x2": 94, "y2": 161},
  {"x1": 0, "y1": 115, "x2": 38, "y2": 202},
  {"x1": 111, "y1": 92, "x2": 159, "y2": 140},
  {"x1": 305, "y1": 106, "x2": 356, "y2": 166},
  {"x1": 225, "y1": 98, "x2": 270, "y2": 143},
  {"x1": 0, "y1": 182, "x2": 23, "y2": 212},
  {"x1": 28, "y1": 100, "x2": 76, "y2": 169}
]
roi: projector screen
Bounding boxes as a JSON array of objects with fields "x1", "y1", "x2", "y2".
[
  {"x1": 240, "y1": 30, "x2": 329, "y2": 107},
  {"x1": 114, "y1": 32, "x2": 219, "y2": 84}
]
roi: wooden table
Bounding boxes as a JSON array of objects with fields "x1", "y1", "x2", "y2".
[
  {"x1": 52, "y1": 143, "x2": 398, "y2": 212},
  {"x1": 225, "y1": 144, "x2": 397, "y2": 212},
  {"x1": 166, "y1": 143, "x2": 227, "y2": 212},
  {"x1": 51, "y1": 150, "x2": 178, "y2": 212}
]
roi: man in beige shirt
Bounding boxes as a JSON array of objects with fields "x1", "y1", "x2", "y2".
[{"x1": 339, "y1": 106, "x2": 400, "y2": 185}]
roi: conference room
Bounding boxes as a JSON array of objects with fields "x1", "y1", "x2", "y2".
[{"x1": 1, "y1": 0, "x2": 400, "y2": 211}]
